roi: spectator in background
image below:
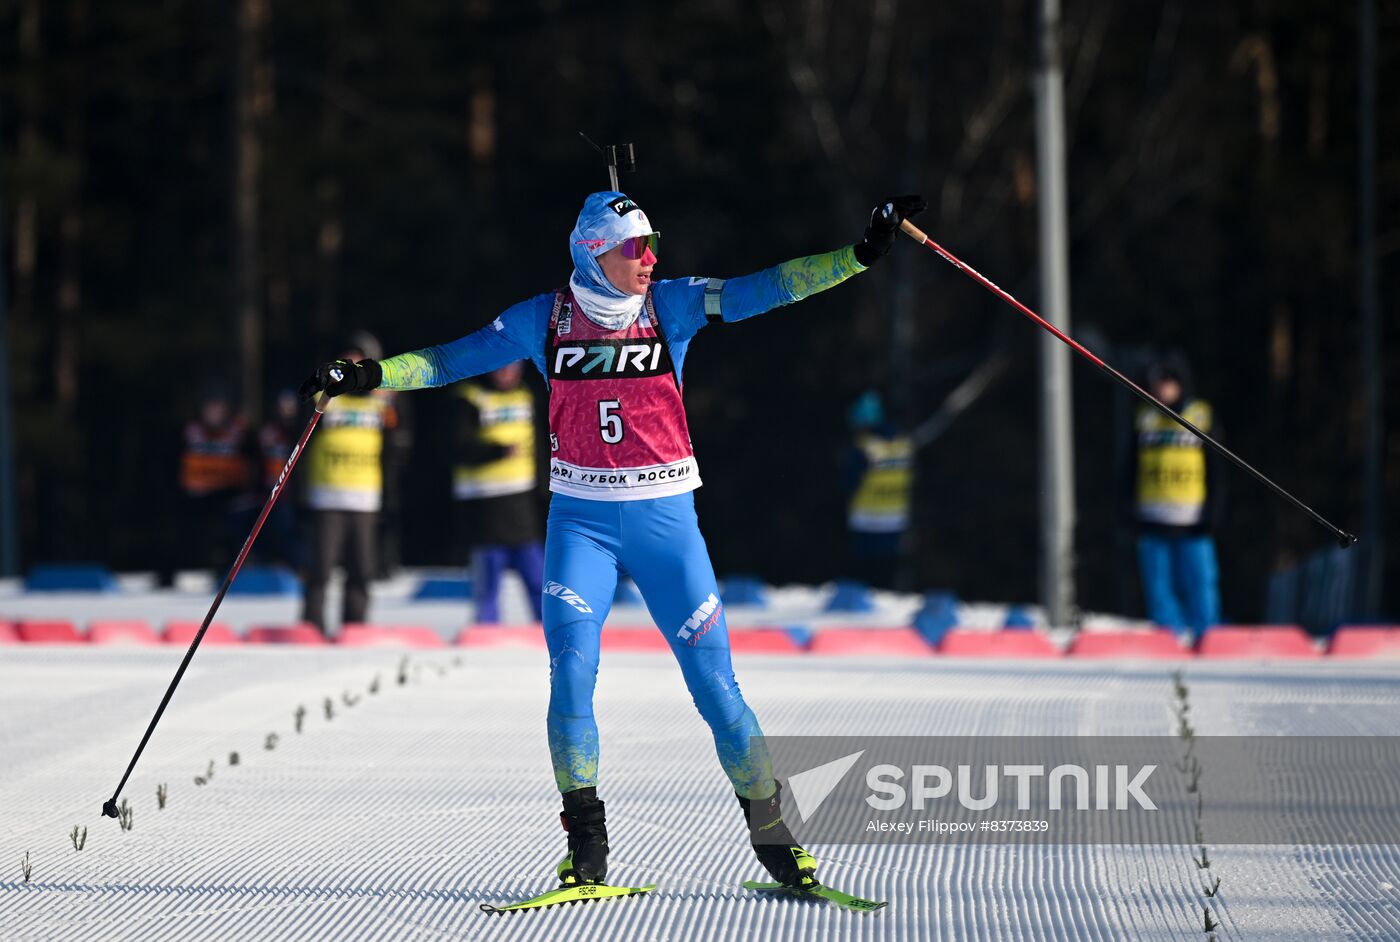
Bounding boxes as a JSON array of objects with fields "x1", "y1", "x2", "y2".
[
  {"x1": 175, "y1": 388, "x2": 252, "y2": 576},
  {"x1": 1131, "y1": 355, "x2": 1223, "y2": 641},
  {"x1": 453, "y1": 361, "x2": 545, "y2": 623},
  {"x1": 301, "y1": 344, "x2": 398, "y2": 634},
  {"x1": 347, "y1": 329, "x2": 412, "y2": 578},
  {"x1": 254, "y1": 388, "x2": 304, "y2": 568},
  {"x1": 842, "y1": 389, "x2": 913, "y2": 590}
]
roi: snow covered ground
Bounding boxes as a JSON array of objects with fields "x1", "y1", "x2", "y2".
[{"x1": 2, "y1": 644, "x2": 1398, "y2": 940}]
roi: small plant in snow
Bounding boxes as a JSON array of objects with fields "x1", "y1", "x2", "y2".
[
  {"x1": 70, "y1": 826, "x2": 87, "y2": 851},
  {"x1": 157, "y1": 783, "x2": 168, "y2": 809},
  {"x1": 451, "y1": 656, "x2": 463, "y2": 669},
  {"x1": 294, "y1": 705, "x2": 307, "y2": 733},
  {"x1": 1203, "y1": 906, "x2": 1218, "y2": 932},
  {"x1": 368, "y1": 675, "x2": 381, "y2": 695},
  {"x1": 323, "y1": 697, "x2": 335, "y2": 720},
  {"x1": 342, "y1": 689, "x2": 360, "y2": 707},
  {"x1": 396, "y1": 656, "x2": 409, "y2": 686},
  {"x1": 117, "y1": 799, "x2": 134, "y2": 832},
  {"x1": 21, "y1": 851, "x2": 32, "y2": 882},
  {"x1": 229, "y1": 751, "x2": 240, "y2": 766},
  {"x1": 265, "y1": 733, "x2": 279, "y2": 751}
]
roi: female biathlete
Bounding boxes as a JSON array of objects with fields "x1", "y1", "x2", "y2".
[{"x1": 301, "y1": 190, "x2": 926, "y2": 891}]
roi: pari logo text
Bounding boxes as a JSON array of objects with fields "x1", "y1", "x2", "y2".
[{"x1": 552, "y1": 339, "x2": 667, "y2": 379}]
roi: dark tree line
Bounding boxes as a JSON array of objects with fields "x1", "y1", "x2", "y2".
[{"x1": 2, "y1": 0, "x2": 1396, "y2": 621}]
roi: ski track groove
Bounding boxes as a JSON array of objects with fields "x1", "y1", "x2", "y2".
[{"x1": 2, "y1": 649, "x2": 1398, "y2": 939}]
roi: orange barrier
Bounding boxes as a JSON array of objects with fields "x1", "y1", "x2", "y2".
[
  {"x1": 1327, "y1": 626, "x2": 1400, "y2": 659},
  {"x1": 338, "y1": 624, "x2": 446, "y2": 648},
  {"x1": 88, "y1": 620, "x2": 159, "y2": 645},
  {"x1": 1066, "y1": 630, "x2": 1188, "y2": 659},
  {"x1": 808, "y1": 627, "x2": 932, "y2": 656},
  {"x1": 728, "y1": 627, "x2": 806, "y2": 655},
  {"x1": 17, "y1": 620, "x2": 84, "y2": 644},
  {"x1": 1196, "y1": 625, "x2": 1319, "y2": 659},
  {"x1": 162, "y1": 621, "x2": 241, "y2": 645},
  {"x1": 245, "y1": 624, "x2": 326, "y2": 645},
  {"x1": 599, "y1": 626, "x2": 673, "y2": 652},
  {"x1": 456, "y1": 625, "x2": 547, "y2": 649},
  {"x1": 937, "y1": 629, "x2": 1060, "y2": 658}
]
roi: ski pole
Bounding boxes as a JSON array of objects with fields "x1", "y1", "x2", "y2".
[
  {"x1": 898, "y1": 219, "x2": 1357, "y2": 549},
  {"x1": 101, "y1": 392, "x2": 331, "y2": 819}
]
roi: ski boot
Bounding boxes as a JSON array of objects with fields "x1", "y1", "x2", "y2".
[
  {"x1": 557, "y1": 786, "x2": 609, "y2": 885},
  {"x1": 738, "y1": 782, "x2": 818, "y2": 888}
]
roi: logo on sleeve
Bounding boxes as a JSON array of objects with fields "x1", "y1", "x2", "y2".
[{"x1": 557, "y1": 301, "x2": 573, "y2": 336}]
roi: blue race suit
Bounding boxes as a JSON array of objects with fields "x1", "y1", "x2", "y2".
[{"x1": 378, "y1": 249, "x2": 866, "y2": 798}]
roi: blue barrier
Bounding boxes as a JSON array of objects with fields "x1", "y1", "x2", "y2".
[
  {"x1": 721, "y1": 575, "x2": 769, "y2": 606},
  {"x1": 824, "y1": 579, "x2": 874, "y2": 613},
  {"x1": 913, "y1": 591, "x2": 959, "y2": 645},
  {"x1": 412, "y1": 577, "x2": 473, "y2": 601},
  {"x1": 227, "y1": 566, "x2": 301, "y2": 596},
  {"x1": 1003, "y1": 605, "x2": 1036, "y2": 629},
  {"x1": 25, "y1": 563, "x2": 117, "y2": 592},
  {"x1": 783, "y1": 625, "x2": 814, "y2": 650}
]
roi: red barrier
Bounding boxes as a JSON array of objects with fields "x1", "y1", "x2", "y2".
[
  {"x1": 163, "y1": 621, "x2": 241, "y2": 645},
  {"x1": 0, "y1": 621, "x2": 17, "y2": 643},
  {"x1": 1327, "y1": 626, "x2": 1400, "y2": 659},
  {"x1": 729, "y1": 627, "x2": 805, "y2": 655},
  {"x1": 1066, "y1": 630, "x2": 1188, "y2": 660},
  {"x1": 600, "y1": 626, "x2": 672, "y2": 652},
  {"x1": 17, "y1": 620, "x2": 85, "y2": 644},
  {"x1": 937, "y1": 629, "x2": 1060, "y2": 658},
  {"x1": 808, "y1": 627, "x2": 932, "y2": 656},
  {"x1": 456, "y1": 625, "x2": 547, "y2": 649},
  {"x1": 245, "y1": 624, "x2": 326, "y2": 645},
  {"x1": 88, "y1": 620, "x2": 159, "y2": 646},
  {"x1": 338, "y1": 624, "x2": 446, "y2": 648},
  {"x1": 1197, "y1": 625, "x2": 1319, "y2": 659}
]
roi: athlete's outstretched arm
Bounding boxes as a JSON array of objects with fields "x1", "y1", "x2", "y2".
[
  {"x1": 652, "y1": 196, "x2": 926, "y2": 344},
  {"x1": 298, "y1": 295, "x2": 552, "y2": 402}
]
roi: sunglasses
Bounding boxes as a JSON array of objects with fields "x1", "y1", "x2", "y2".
[{"x1": 576, "y1": 232, "x2": 660, "y2": 260}]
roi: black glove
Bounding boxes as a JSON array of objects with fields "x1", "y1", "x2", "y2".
[
  {"x1": 853, "y1": 194, "x2": 928, "y2": 266},
  {"x1": 298, "y1": 358, "x2": 382, "y2": 402}
]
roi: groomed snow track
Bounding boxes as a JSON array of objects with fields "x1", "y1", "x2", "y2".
[{"x1": 2, "y1": 647, "x2": 1398, "y2": 940}]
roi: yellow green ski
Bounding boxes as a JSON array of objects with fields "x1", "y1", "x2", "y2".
[
  {"x1": 479, "y1": 882, "x2": 656, "y2": 914},
  {"x1": 743, "y1": 880, "x2": 887, "y2": 912}
]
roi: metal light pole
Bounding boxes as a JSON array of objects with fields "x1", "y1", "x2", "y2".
[
  {"x1": 1034, "y1": 0, "x2": 1077, "y2": 626},
  {"x1": 1358, "y1": 0, "x2": 1383, "y2": 617}
]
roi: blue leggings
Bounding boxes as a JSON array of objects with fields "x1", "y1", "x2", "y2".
[
  {"x1": 471, "y1": 543, "x2": 544, "y2": 623},
  {"x1": 1137, "y1": 533, "x2": 1221, "y2": 641},
  {"x1": 541, "y1": 491, "x2": 772, "y2": 799}
]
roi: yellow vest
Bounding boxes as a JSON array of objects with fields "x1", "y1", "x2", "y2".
[
  {"x1": 848, "y1": 433, "x2": 913, "y2": 533},
  {"x1": 305, "y1": 394, "x2": 393, "y2": 512},
  {"x1": 454, "y1": 384, "x2": 536, "y2": 500},
  {"x1": 1136, "y1": 400, "x2": 1211, "y2": 526}
]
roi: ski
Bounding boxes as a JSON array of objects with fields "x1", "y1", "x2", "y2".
[
  {"x1": 479, "y1": 882, "x2": 656, "y2": 914},
  {"x1": 742, "y1": 880, "x2": 887, "y2": 912}
]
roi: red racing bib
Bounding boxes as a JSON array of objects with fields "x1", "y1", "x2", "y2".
[{"x1": 545, "y1": 288, "x2": 700, "y2": 500}]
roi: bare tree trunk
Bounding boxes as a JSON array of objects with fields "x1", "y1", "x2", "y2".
[
  {"x1": 12, "y1": 0, "x2": 41, "y2": 325},
  {"x1": 55, "y1": 0, "x2": 88, "y2": 418},
  {"x1": 314, "y1": 38, "x2": 344, "y2": 349},
  {"x1": 233, "y1": 0, "x2": 269, "y2": 421}
]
